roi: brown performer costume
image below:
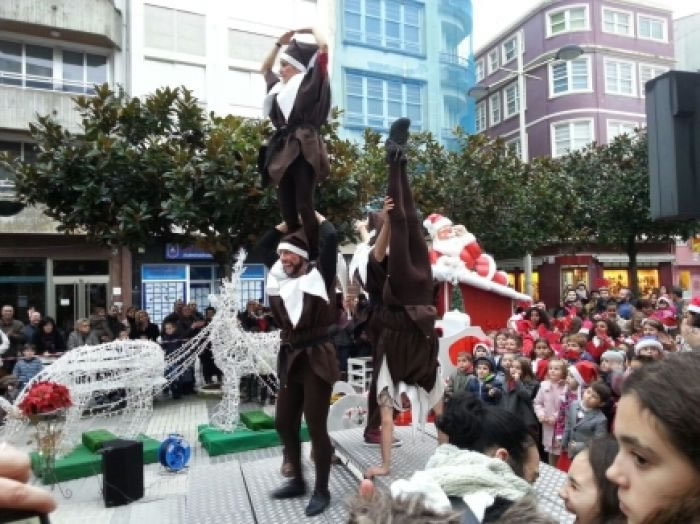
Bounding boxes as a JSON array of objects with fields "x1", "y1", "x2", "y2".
[
  {"x1": 365, "y1": 118, "x2": 445, "y2": 478},
  {"x1": 256, "y1": 216, "x2": 339, "y2": 516},
  {"x1": 350, "y1": 213, "x2": 402, "y2": 448},
  {"x1": 260, "y1": 30, "x2": 331, "y2": 261}
]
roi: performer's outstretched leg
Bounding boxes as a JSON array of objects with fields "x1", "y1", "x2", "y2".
[
  {"x1": 385, "y1": 118, "x2": 432, "y2": 305},
  {"x1": 292, "y1": 157, "x2": 320, "y2": 261},
  {"x1": 272, "y1": 369, "x2": 307, "y2": 499}
]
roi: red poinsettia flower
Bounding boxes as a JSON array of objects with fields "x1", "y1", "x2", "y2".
[{"x1": 18, "y1": 381, "x2": 72, "y2": 417}]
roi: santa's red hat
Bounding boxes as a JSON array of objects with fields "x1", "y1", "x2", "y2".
[
  {"x1": 569, "y1": 360, "x2": 598, "y2": 387},
  {"x1": 579, "y1": 320, "x2": 593, "y2": 335},
  {"x1": 423, "y1": 213, "x2": 452, "y2": 237},
  {"x1": 688, "y1": 297, "x2": 700, "y2": 314}
]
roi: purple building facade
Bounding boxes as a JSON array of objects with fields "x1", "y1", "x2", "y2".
[{"x1": 472, "y1": 0, "x2": 681, "y2": 306}]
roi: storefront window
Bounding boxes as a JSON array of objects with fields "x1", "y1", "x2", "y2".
[
  {"x1": 518, "y1": 272, "x2": 540, "y2": 301},
  {"x1": 561, "y1": 267, "x2": 588, "y2": 293},
  {"x1": 679, "y1": 270, "x2": 691, "y2": 293},
  {"x1": 637, "y1": 269, "x2": 659, "y2": 296},
  {"x1": 0, "y1": 258, "x2": 46, "y2": 321},
  {"x1": 602, "y1": 268, "x2": 659, "y2": 296}
]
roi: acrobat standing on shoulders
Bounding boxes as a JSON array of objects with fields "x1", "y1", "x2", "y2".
[
  {"x1": 365, "y1": 118, "x2": 446, "y2": 478},
  {"x1": 259, "y1": 27, "x2": 331, "y2": 261}
]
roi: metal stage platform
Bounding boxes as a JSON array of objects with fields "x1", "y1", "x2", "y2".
[{"x1": 34, "y1": 398, "x2": 573, "y2": 523}]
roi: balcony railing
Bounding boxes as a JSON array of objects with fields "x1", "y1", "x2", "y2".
[
  {"x1": 0, "y1": 72, "x2": 101, "y2": 95},
  {"x1": 0, "y1": 178, "x2": 16, "y2": 200},
  {"x1": 439, "y1": 53, "x2": 470, "y2": 67},
  {"x1": 439, "y1": 0, "x2": 471, "y2": 19}
]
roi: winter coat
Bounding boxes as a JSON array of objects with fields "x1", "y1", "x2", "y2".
[
  {"x1": 31, "y1": 330, "x2": 66, "y2": 355},
  {"x1": 13, "y1": 357, "x2": 43, "y2": 386},
  {"x1": 130, "y1": 322, "x2": 160, "y2": 342},
  {"x1": 446, "y1": 370, "x2": 473, "y2": 397},
  {"x1": 390, "y1": 445, "x2": 555, "y2": 524},
  {"x1": 465, "y1": 374, "x2": 502, "y2": 405},
  {"x1": 67, "y1": 330, "x2": 100, "y2": 350},
  {"x1": 534, "y1": 379, "x2": 567, "y2": 452},
  {"x1": 500, "y1": 379, "x2": 539, "y2": 429},
  {"x1": 0, "y1": 319, "x2": 26, "y2": 358},
  {"x1": 561, "y1": 401, "x2": 608, "y2": 457}
]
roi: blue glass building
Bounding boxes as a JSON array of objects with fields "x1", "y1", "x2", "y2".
[{"x1": 332, "y1": 0, "x2": 475, "y2": 150}]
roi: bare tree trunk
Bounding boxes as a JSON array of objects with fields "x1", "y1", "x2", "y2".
[{"x1": 627, "y1": 236, "x2": 639, "y2": 297}]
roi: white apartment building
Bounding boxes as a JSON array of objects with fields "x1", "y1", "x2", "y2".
[
  {"x1": 128, "y1": 0, "x2": 335, "y2": 118},
  {"x1": 674, "y1": 12, "x2": 700, "y2": 73}
]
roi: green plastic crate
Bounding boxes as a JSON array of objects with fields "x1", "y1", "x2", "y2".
[
  {"x1": 30, "y1": 444, "x2": 102, "y2": 484},
  {"x1": 198, "y1": 423, "x2": 310, "y2": 457},
  {"x1": 82, "y1": 429, "x2": 117, "y2": 453},
  {"x1": 240, "y1": 410, "x2": 276, "y2": 431}
]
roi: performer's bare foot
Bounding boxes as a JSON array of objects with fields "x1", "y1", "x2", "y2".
[{"x1": 365, "y1": 464, "x2": 390, "y2": 478}]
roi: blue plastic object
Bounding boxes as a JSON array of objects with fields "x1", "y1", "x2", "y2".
[{"x1": 158, "y1": 433, "x2": 191, "y2": 472}]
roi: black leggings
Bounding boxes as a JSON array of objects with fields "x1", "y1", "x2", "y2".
[
  {"x1": 275, "y1": 352, "x2": 332, "y2": 495},
  {"x1": 277, "y1": 156, "x2": 319, "y2": 260},
  {"x1": 386, "y1": 159, "x2": 432, "y2": 305}
]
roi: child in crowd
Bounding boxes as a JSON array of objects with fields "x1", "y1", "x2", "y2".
[
  {"x1": 599, "y1": 350, "x2": 625, "y2": 399},
  {"x1": 501, "y1": 356, "x2": 540, "y2": 441},
  {"x1": 117, "y1": 328, "x2": 130, "y2": 341},
  {"x1": 472, "y1": 343, "x2": 490, "y2": 360},
  {"x1": 465, "y1": 356, "x2": 502, "y2": 405},
  {"x1": 561, "y1": 381, "x2": 610, "y2": 459},
  {"x1": 534, "y1": 358, "x2": 568, "y2": 465},
  {"x1": 491, "y1": 329, "x2": 509, "y2": 368},
  {"x1": 635, "y1": 335, "x2": 664, "y2": 360},
  {"x1": 555, "y1": 360, "x2": 598, "y2": 471},
  {"x1": 12, "y1": 344, "x2": 43, "y2": 390},
  {"x1": 496, "y1": 350, "x2": 516, "y2": 384},
  {"x1": 563, "y1": 333, "x2": 594, "y2": 364},
  {"x1": 445, "y1": 351, "x2": 473, "y2": 398},
  {"x1": 532, "y1": 338, "x2": 555, "y2": 381},
  {"x1": 160, "y1": 321, "x2": 186, "y2": 400},
  {"x1": 587, "y1": 319, "x2": 615, "y2": 362},
  {"x1": 504, "y1": 334, "x2": 522, "y2": 354}
]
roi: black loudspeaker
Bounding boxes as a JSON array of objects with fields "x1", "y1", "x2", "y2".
[
  {"x1": 646, "y1": 70, "x2": 700, "y2": 220},
  {"x1": 101, "y1": 439, "x2": 144, "y2": 507}
]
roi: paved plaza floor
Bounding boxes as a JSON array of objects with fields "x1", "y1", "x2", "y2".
[{"x1": 11, "y1": 395, "x2": 574, "y2": 523}]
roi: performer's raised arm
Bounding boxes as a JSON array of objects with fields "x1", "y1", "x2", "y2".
[
  {"x1": 261, "y1": 30, "x2": 294, "y2": 74},
  {"x1": 255, "y1": 222, "x2": 288, "y2": 269},
  {"x1": 316, "y1": 212, "x2": 338, "y2": 288},
  {"x1": 372, "y1": 196, "x2": 393, "y2": 263}
]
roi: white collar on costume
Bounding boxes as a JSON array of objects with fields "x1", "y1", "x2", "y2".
[
  {"x1": 266, "y1": 259, "x2": 329, "y2": 327},
  {"x1": 349, "y1": 241, "x2": 372, "y2": 287},
  {"x1": 262, "y1": 51, "x2": 318, "y2": 122}
]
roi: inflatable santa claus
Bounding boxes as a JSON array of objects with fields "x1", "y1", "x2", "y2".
[{"x1": 423, "y1": 213, "x2": 511, "y2": 317}]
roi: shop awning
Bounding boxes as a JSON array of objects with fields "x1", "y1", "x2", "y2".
[{"x1": 595, "y1": 254, "x2": 675, "y2": 267}]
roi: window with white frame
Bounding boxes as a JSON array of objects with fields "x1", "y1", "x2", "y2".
[
  {"x1": 607, "y1": 120, "x2": 637, "y2": 141},
  {"x1": 638, "y1": 14, "x2": 667, "y2": 42},
  {"x1": 142, "y1": 59, "x2": 207, "y2": 100},
  {"x1": 343, "y1": 0, "x2": 424, "y2": 54},
  {"x1": 144, "y1": 5, "x2": 206, "y2": 56},
  {"x1": 0, "y1": 39, "x2": 108, "y2": 93},
  {"x1": 0, "y1": 140, "x2": 36, "y2": 192},
  {"x1": 602, "y1": 7, "x2": 633, "y2": 36},
  {"x1": 547, "y1": 5, "x2": 589, "y2": 37},
  {"x1": 502, "y1": 35, "x2": 518, "y2": 64},
  {"x1": 604, "y1": 58, "x2": 636, "y2": 96},
  {"x1": 344, "y1": 71, "x2": 423, "y2": 130},
  {"x1": 550, "y1": 56, "x2": 591, "y2": 96},
  {"x1": 506, "y1": 136, "x2": 522, "y2": 157},
  {"x1": 503, "y1": 82, "x2": 520, "y2": 118},
  {"x1": 475, "y1": 100, "x2": 487, "y2": 132},
  {"x1": 639, "y1": 63, "x2": 668, "y2": 94},
  {"x1": 475, "y1": 59, "x2": 485, "y2": 81},
  {"x1": 487, "y1": 49, "x2": 499, "y2": 74},
  {"x1": 552, "y1": 119, "x2": 594, "y2": 157},
  {"x1": 228, "y1": 30, "x2": 276, "y2": 62},
  {"x1": 489, "y1": 92, "x2": 501, "y2": 126},
  {"x1": 227, "y1": 69, "x2": 266, "y2": 109}
]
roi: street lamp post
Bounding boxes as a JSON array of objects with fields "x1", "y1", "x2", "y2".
[{"x1": 469, "y1": 39, "x2": 584, "y2": 298}]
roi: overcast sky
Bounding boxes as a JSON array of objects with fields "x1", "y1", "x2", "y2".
[{"x1": 472, "y1": 0, "x2": 700, "y2": 51}]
